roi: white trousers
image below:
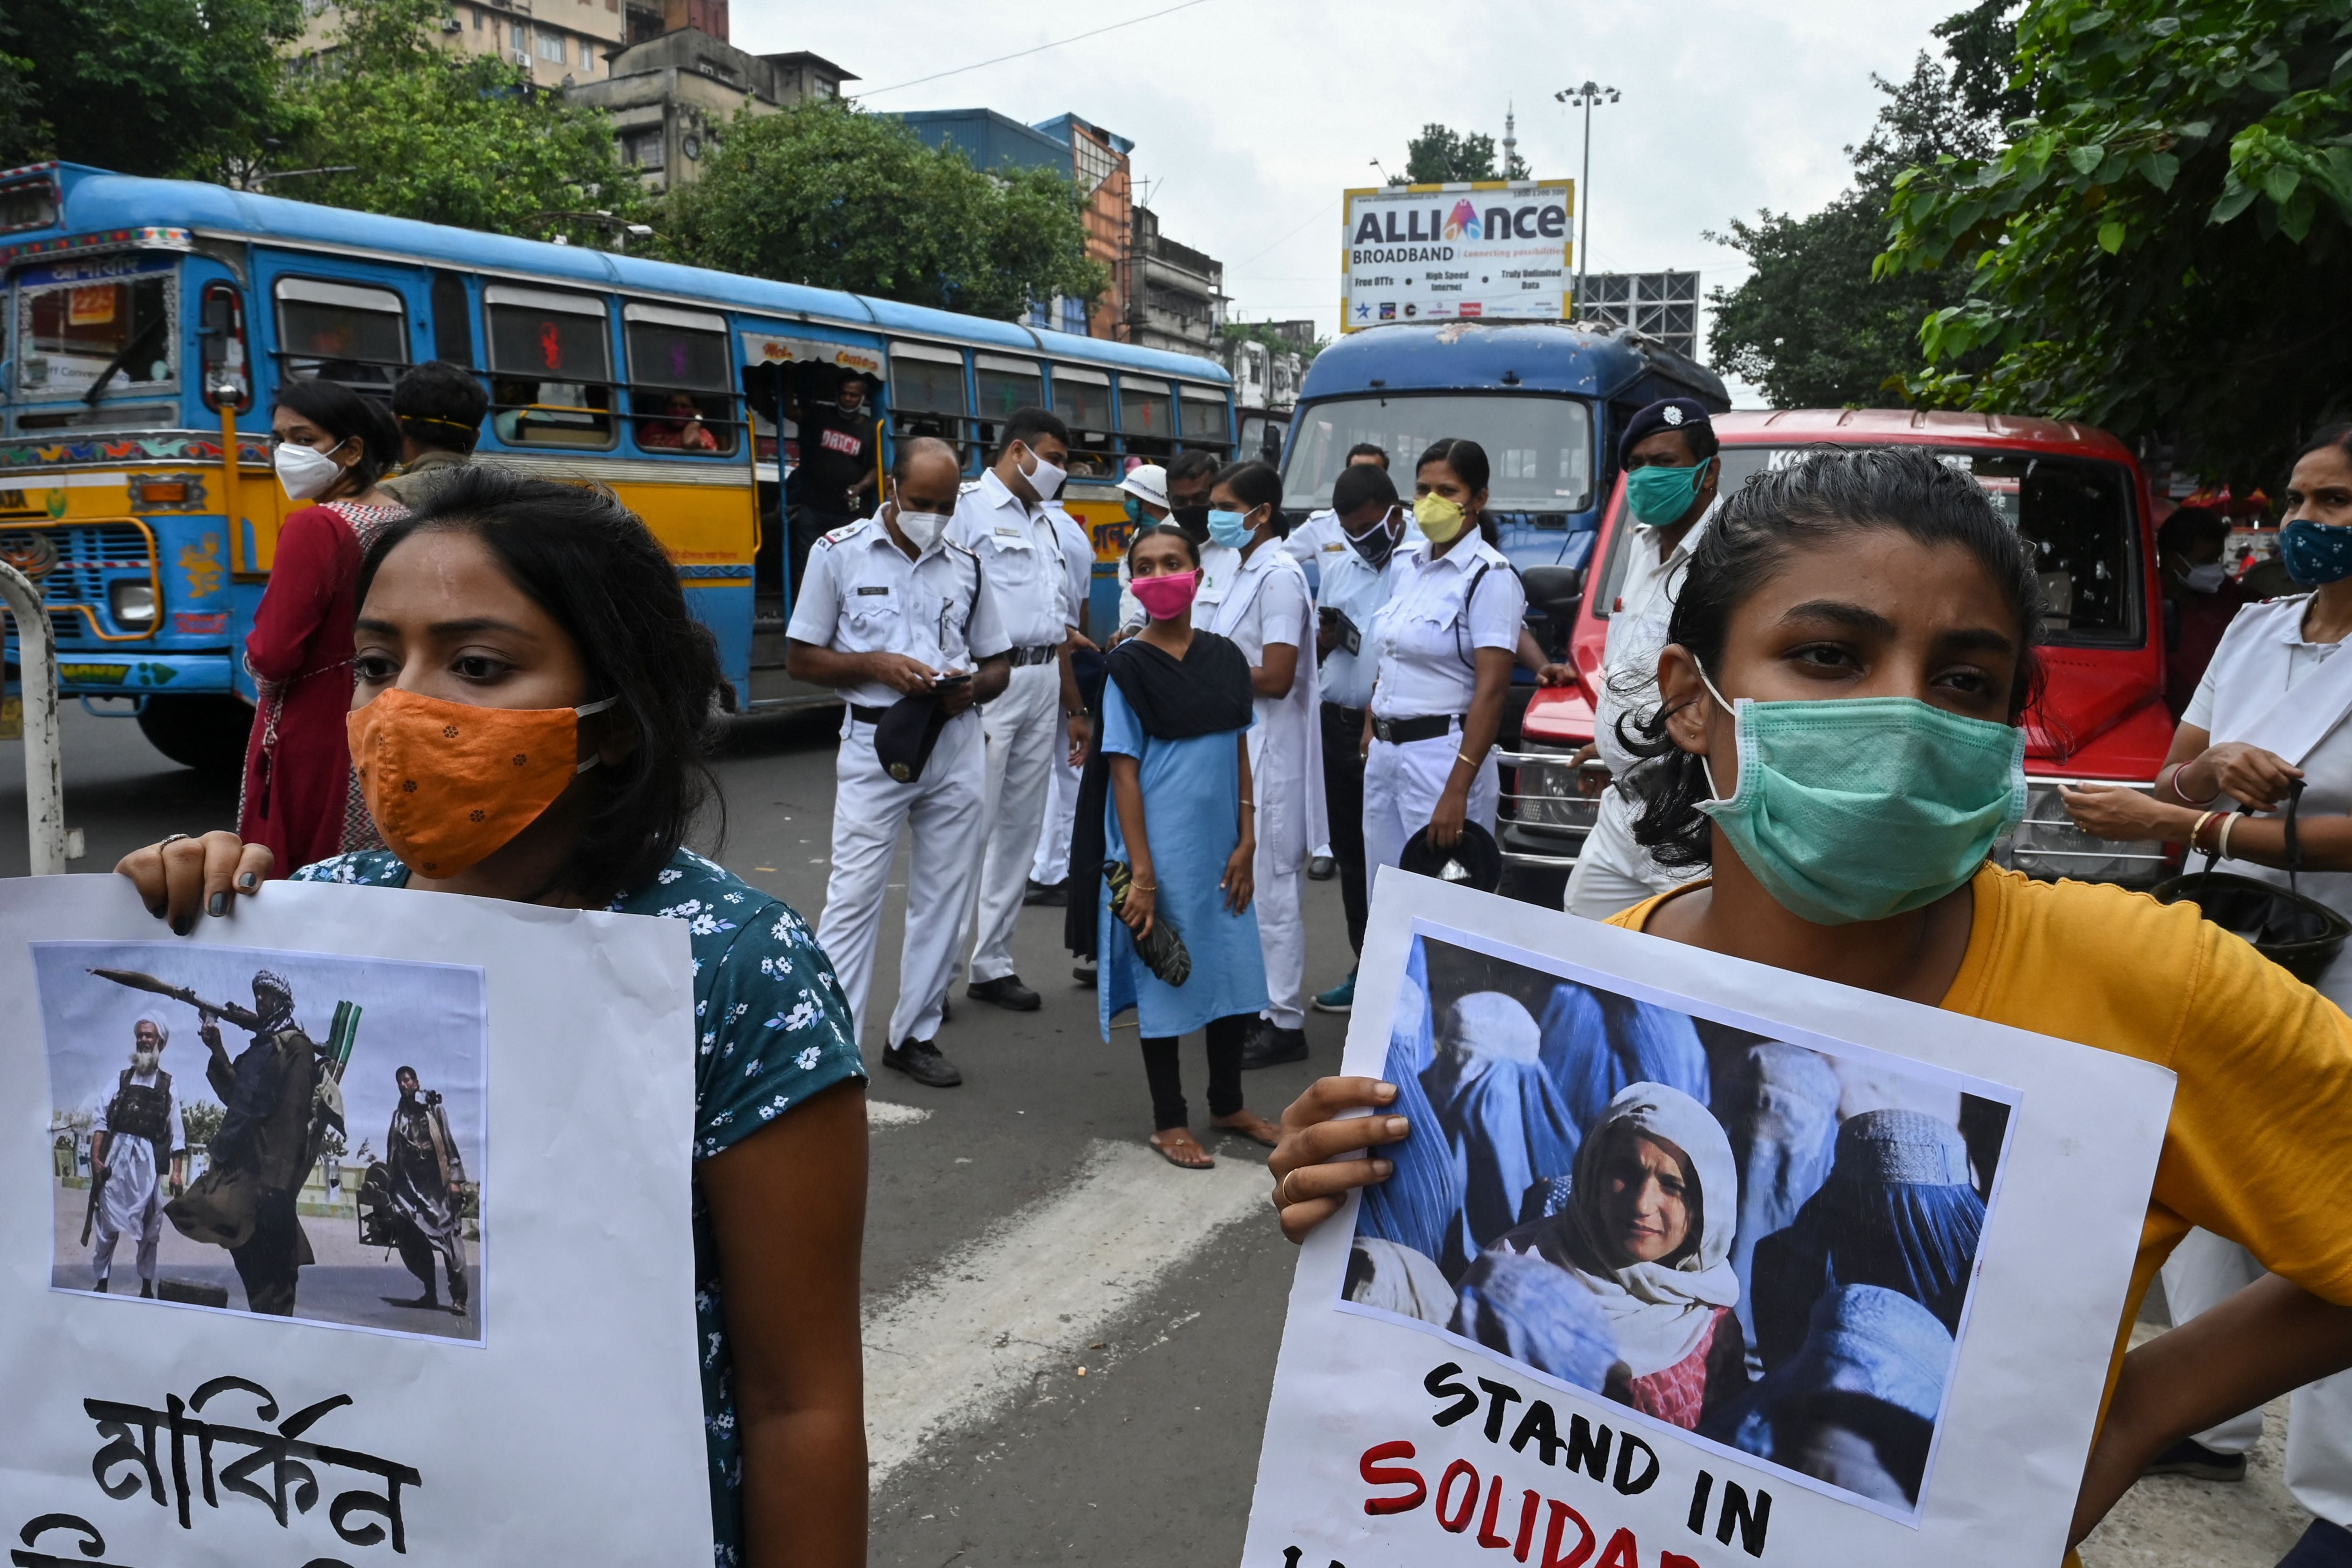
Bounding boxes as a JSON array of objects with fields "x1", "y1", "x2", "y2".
[
  {"x1": 2162, "y1": 1226, "x2": 2352, "y2": 1524},
  {"x1": 1256, "y1": 845, "x2": 1306, "y2": 1029},
  {"x1": 1030, "y1": 746, "x2": 1081, "y2": 885},
  {"x1": 815, "y1": 710, "x2": 986, "y2": 1050},
  {"x1": 91, "y1": 1138, "x2": 165, "y2": 1284},
  {"x1": 1564, "y1": 785, "x2": 1700, "y2": 920},
  {"x1": 1362, "y1": 730, "x2": 1499, "y2": 875},
  {"x1": 966, "y1": 662, "x2": 1062, "y2": 983}
]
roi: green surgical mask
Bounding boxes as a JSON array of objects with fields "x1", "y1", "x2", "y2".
[
  {"x1": 1626, "y1": 457, "x2": 1712, "y2": 527},
  {"x1": 1693, "y1": 666, "x2": 2026, "y2": 926}
]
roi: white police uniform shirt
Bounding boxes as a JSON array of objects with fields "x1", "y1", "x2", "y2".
[
  {"x1": 1367, "y1": 536, "x2": 1525, "y2": 718},
  {"x1": 1048, "y1": 503, "x2": 1094, "y2": 635},
  {"x1": 949, "y1": 468, "x2": 1084, "y2": 650},
  {"x1": 786, "y1": 513, "x2": 1007, "y2": 709},
  {"x1": 1318, "y1": 543, "x2": 1403, "y2": 710}
]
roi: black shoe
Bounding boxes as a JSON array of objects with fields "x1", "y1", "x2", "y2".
[
  {"x1": 884, "y1": 1037, "x2": 964, "y2": 1087},
  {"x1": 968, "y1": 974, "x2": 1042, "y2": 1011},
  {"x1": 92, "y1": 1277, "x2": 108, "y2": 1294},
  {"x1": 1307, "y1": 854, "x2": 1336, "y2": 881},
  {"x1": 2281, "y1": 1519, "x2": 2352, "y2": 1568},
  {"x1": 2143, "y1": 1437, "x2": 2248, "y2": 1482},
  {"x1": 1241, "y1": 1021, "x2": 1309, "y2": 1069},
  {"x1": 1023, "y1": 878, "x2": 1069, "y2": 907},
  {"x1": 1073, "y1": 963, "x2": 1098, "y2": 988},
  {"x1": 138, "y1": 1280, "x2": 154, "y2": 1299}
]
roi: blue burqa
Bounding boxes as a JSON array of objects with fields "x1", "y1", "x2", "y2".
[
  {"x1": 1420, "y1": 991, "x2": 1579, "y2": 1275},
  {"x1": 1356, "y1": 971, "x2": 1466, "y2": 1267}
]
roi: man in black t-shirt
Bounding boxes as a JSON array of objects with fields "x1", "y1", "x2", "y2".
[{"x1": 790, "y1": 370, "x2": 880, "y2": 595}]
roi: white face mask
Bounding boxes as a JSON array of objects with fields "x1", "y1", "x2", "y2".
[
  {"x1": 1017, "y1": 444, "x2": 1067, "y2": 503},
  {"x1": 2183, "y1": 561, "x2": 2228, "y2": 593},
  {"x1": 892, "y1": 505, "x2": 951, "y2": 553},
  {"x1": 274, "y1": 438, "x2": 348, "y2": 502}
]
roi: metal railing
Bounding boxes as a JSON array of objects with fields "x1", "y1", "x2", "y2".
[
  {"x1": 1496, "y1": 748, "x2": 1600, "y2": 869},
  {"x1": 0, "y1": 558, "x2": 68, "y2": 874}
]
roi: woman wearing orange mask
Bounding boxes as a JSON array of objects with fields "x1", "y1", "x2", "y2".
[{"x1": 116, "y1": 467, "x2": 869, "y2": 1568}]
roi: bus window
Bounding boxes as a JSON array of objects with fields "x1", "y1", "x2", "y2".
[
  {"x1": 889, "y1": 341, "x2": 969, "y2": 463},
  {"x1": 974, "y1": 353, "x2": 1042, "y2": 451},
  {"x1": 625, "y1": 302, "x2": 736, "y2": 456},
  {"x1": 15, "y1": 257, "x2": 176, "y2": 407},
  {"x1": 485, "y1": 284, "x2": 614, "y2": 448},
  {"x1": 1050, "y1": 366, "x2": 1113, "y2": 476},
  {"x1": 430, "y1": 269, "x2": 475, "y2": 366},
  {"x1": 1177, "y1": 384, "x2": 1228, "y2": 445},
  {"x1": 275, "y1": 276, "x2": 407, "y2": 390},
  {"x1": 1117, "y1": 375, "x2": 1173, "y2": 457}
]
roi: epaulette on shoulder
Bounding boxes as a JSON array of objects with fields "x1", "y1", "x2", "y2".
[
  {"x1": 817, "y1": 521, "x2": 865, "y2": 547},
  {"x1": 958, "y1": 478, "x2": 983, "y2": 495},
  {"x1": 944, "y1": 537, "x2": 978, "y2": 559}
]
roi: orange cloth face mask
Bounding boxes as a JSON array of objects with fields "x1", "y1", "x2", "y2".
[{"x1": 347, "y1": 687, "x2": 616, "y2": 878}]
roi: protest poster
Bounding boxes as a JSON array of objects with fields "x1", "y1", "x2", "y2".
[
  {"x1": 0, "y1": 874, "x2": 710, "y2": 1567},
  {"x1": 1242, "y1": 873, "x2": 2176, "y2": 1568}
]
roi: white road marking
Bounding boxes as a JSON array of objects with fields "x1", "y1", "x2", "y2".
[
  {"x1": 862, "y1": 1138, "x2": 1269, "y2": 1483},
  {"x1": 866, "y1": 1100, "x2": 932, "y2": 1129}
]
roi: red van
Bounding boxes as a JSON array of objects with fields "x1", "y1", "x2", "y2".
[{"x1": 1502, "y1": 409, "x2": 2174, "y2": 890}]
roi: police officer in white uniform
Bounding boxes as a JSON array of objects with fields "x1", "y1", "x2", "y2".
[
  {"x1": 952, "y1": 408, "x2": 1091, "y2": 1012},
  {"x1": 2060, "y1": 426, "x2": 2352, "y2": 1562},
  {"x1": 1362, "y1": 437, "x2": 1528, "y2": 875},
  {"x1": 1284, "y1": 441, "x2": 1395, "y2": 590},
  {"x1": 1113, "y1": 451, "x2": 1226, "y2": 638},
  {"x1": 1562, "y1": 399, "x2": 1724, "y2": 921},
  {"x1": 787, "y1": 436, "x2": 1011, "y2": 1087},
  {"x1": 1202, "y1": 460, "x2": 1325, "y2": 1066},
  {"x1": 1304, "y1": 463, "x2": 1409, "y2": 1015}
]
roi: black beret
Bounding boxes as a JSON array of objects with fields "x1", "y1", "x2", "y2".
[
  {"x1": 1618, "y1": 398, "x2": 1715, "y2": 467},
  {"x1": 873, "y1": 691, "x2": 953, "y2": 783},
  {"x1": 1399, "y1": 821, "x2": 1503, "y2": 894}
]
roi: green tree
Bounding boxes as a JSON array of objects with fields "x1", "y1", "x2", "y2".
[
  {"x1": 272, "y1": 0, "x2": 644, "y2": 241},
  {"x1": 660, "y1": 101, "x2": 1104, "y2": 320},
  {"x1": 1393, "y1": 123, "x2": 1528, "y2": 185},
  {"x1": 0, "y1": 0, "x2": 302, "y2": 176},
  {"x1": 1879, "y1": 0, "x2": 2352, "y2": 481},
  {"x1": 1708, "y1": 50, "x2": 1998, "y2": 407}
]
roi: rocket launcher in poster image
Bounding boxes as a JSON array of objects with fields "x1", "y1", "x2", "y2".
[{"x1": 1298, "y1": 1361, "x2": 1772, "y2": 1568}]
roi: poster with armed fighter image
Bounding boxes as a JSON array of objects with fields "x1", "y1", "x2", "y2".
[
  {"x1": 0, "y1": 875, "x2": 712, "y2": 1568},
  {"x1": 1240, "y1": 873, "x2": 2177, "y2": 1568}
]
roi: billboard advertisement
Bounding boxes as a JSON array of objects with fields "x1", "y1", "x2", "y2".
[{"x1": 1341, "y1": 180, "x2": 1573, "y2": 333}]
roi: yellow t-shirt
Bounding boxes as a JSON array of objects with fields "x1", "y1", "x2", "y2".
[{"x1": 1611, "y1": 863, "x2": 2352, "y2": 1414}]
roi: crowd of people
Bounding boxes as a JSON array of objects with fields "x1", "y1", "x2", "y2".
[{"x1": 107, "y1": 356, "x2": 2352, "y2": 1566}]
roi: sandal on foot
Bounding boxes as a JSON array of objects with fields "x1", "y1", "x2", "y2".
[
  {"x1": 1212, "y1": 1110, "x2": 1282, "y2": 1148},
  {"x1": 1149, "y1": 1129, "x2": 1214, "y2": 1169}
]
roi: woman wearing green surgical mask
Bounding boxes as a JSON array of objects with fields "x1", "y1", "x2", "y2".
[{"x1": 1270, "y1": 444, "x2": 2352, "y2": 1563}]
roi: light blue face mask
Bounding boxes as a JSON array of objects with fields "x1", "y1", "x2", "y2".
[
  {"x1": 1692, "y1": 665, "x2": 2027, "y2": 926},
  {"x1": 1206, "y1": 506, "x2": 1257, "y2": 549},
  {"x1": 1626, "y1": 457, "x2": 1713, "y2": 528}
]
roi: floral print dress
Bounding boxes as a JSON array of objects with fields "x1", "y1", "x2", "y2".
[{"x1": 291, "y1": 845, "x2": 864, "y2": 1564}]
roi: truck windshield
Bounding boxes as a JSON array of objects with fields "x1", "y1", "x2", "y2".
[
  {"x1": 1284, "y1": 393, "x2": 1593, "y2": 513},
  {"x1": 1596, "y1": 445, "x2": 2143, "y2": 645}
]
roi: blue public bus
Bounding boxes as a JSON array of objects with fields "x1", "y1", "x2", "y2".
[{"x1": 0, "y1": 161, "x2": 1233, "y2": 769}]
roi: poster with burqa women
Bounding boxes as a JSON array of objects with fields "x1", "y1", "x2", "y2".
[
  {"x1": 1242, "y1": 873, "x2": 2175, "y2": 1568},
  {"x1": 0, "y1": 875, "x2": 710, "y2": 1567}
]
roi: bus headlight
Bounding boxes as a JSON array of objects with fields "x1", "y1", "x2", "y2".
[{"x1": 109, "y1": 580, "x2": 157, "y2": 629}]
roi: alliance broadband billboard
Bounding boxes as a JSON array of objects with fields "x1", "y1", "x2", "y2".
[{"x1": 1341, "y1": 179, "x2": 1573, "y2": 332}]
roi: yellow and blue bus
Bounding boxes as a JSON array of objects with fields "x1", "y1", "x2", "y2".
[{"x1": 0, "y1": 160, "x2": 1234, "y2": 769}]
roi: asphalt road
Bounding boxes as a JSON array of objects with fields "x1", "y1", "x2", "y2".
[{"x1": 0, "y1": 703, "x2": 2305, "y2": 1567}]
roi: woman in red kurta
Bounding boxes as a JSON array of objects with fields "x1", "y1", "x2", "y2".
[{"x1": 238, "y1": 379, "x2": 407, "y2": 873}]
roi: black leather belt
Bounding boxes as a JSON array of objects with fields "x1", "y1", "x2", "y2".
[
  {"x1": 849, "y1": 704, "x2": 890, "y2": 724},
  {"x1": 1322, "y1": 702, "x2": 1367, "y2": 723},
  {"x1": 1372, "y1": 713, "x2": 1464, "y2": 745},
  {"x1": 1007, "y1": 644, "x2": 1060, "y2": 667}
]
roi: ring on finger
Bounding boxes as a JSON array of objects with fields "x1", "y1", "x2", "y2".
[
  {"x1": 158, "y1": 833, "x2": 191, "y2": 848},
  {"x1": 1278, "y1": 1169, "x2": 1299, "y2": 1207}
]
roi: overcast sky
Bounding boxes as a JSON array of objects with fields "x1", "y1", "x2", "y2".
[{"x1": 739, "y1": 0, "x2": 1965, "y2": 404}]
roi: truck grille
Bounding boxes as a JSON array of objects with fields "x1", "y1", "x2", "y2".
[{"x1": 0, "y1": 524, "x2": 154, "y2": 640}]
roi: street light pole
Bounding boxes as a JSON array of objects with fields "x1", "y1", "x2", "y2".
[{"x1": 1552, "y1": 81, "x2": 1619, "y2": 322}]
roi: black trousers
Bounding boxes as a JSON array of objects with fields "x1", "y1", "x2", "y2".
[
  {"x1": 230, "y1": 1186, "x2": 302, "y2": 1317},
  {"x1": 787, "y1": 506, "x2": 853, "y2": 602},
  {"x1": 1141, "y1": 1014, "x2": 1252, "y2": 1130},
  {"x1": 1320, "y1": 703, "x2": 1370, "y2": 955}
]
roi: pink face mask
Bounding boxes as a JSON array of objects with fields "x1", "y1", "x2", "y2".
[{"x1": 1130, "y1": 568, "x2": 1200, "y2": 622}]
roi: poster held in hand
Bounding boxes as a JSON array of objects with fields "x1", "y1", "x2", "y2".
[
  {"x1": 1241, "y1": 871, "x2": 2174, "y2": 1567},
  {"x1": 0, "y1": 875, "x2": 710, "y2": 1567}
]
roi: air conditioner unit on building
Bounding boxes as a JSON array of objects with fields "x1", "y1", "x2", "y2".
[
  {"x1": 441, "y1": 15, "x2": 462, "y2": 29},
  {"x1": 513, "y1": 48, "x2": 531, "y2": 66}
]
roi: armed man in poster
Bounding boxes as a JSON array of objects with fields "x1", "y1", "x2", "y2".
[
  {"x1": 83, "y1": 1014, "x2": 186, "y2": 1298},
  {"x1": 381, "y1": 1064, "x2": 470, "y2": 1315}
]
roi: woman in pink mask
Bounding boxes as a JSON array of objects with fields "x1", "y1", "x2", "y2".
[{"x1": 1096, "y1": 522, "x2": 1284, "y2": 1168}]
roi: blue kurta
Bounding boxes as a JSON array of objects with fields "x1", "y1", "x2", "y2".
[{"x1": 1097, "y1": 679, "x2": 1270, "y2": 1039}]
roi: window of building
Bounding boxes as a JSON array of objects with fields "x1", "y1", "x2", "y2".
[
  {"x1": 536, "y1": 30, "x2": 567, "y2": 62},
  {"x1": 510, "y1": 21, "x2": 526, "y2": 50},
  {"x1": 1060, "y1": 297, "x2": 1086, "y2": 337},
  {"x1": 624, "y1": 302, "x2": 735, "y2": 456},
  {"x1": 620, "y1": 128, "x2": 665, "y2": 170},
  {"x1": 1071, "y1": 131, "x2": 1117, "y2": 196},
  {"x1": 273, "y1": 276, "x2": 406, "y2": 390},
  {"x1": 484, "y1": 284, "x2": 613, "y2": 447},
  {"x1": 472, "y1": 5, "x2": 483, "y2": 28}
]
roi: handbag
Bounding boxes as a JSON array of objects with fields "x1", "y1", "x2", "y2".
[{"x1": 2153, "y1": 780, "x2": 2352, "y2": 984}]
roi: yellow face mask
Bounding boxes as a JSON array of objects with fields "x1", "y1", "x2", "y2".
[{"x1": 1415, "y1": 491, "x2": 1468, "y2": 544}]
